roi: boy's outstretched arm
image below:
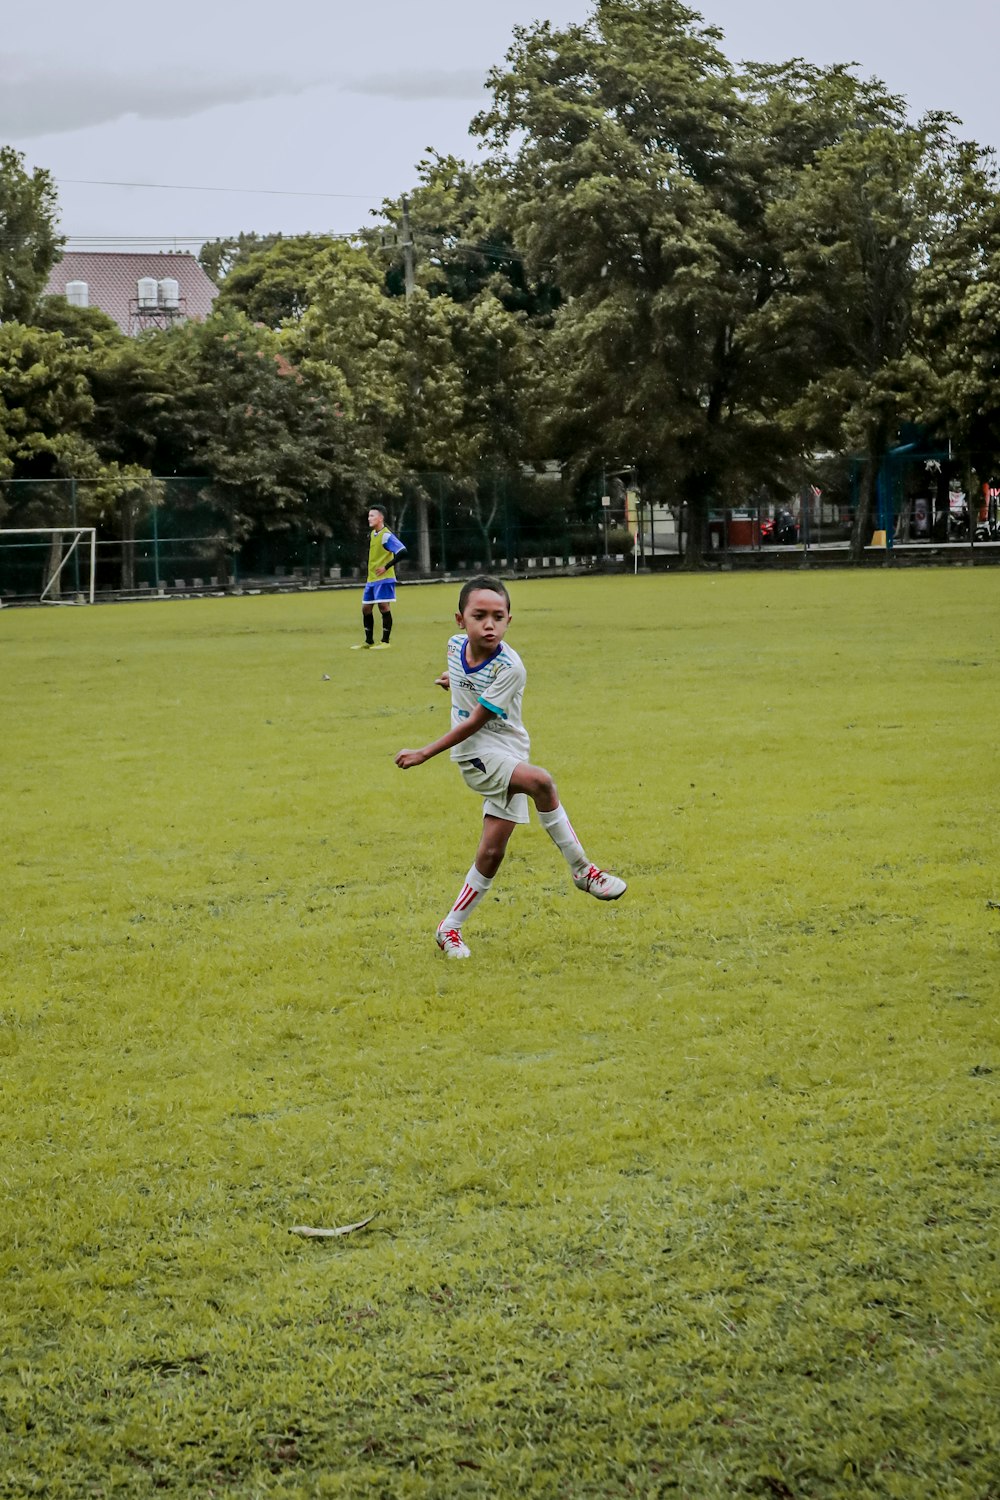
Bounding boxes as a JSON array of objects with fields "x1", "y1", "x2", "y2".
[{"x1": 395, "y1": 702, "x2": 492, "y2": 769}]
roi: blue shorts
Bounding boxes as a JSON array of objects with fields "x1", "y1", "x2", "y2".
[{"x1": 363, "y1": 580, "x2": 397, "y2": 604}]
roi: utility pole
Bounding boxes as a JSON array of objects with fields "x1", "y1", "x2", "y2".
[
  {"x1": 601, "y1": 461, "x2": 611, "y2": 560},
  {"x1": 399, "y1": 194, "x2": 431, "y2": 572},
  {"x1": 401, "y1": 195, "x2": 416, "y2": 301}
]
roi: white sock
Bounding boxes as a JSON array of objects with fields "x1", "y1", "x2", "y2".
[
  {"x1": 538, "y1": 804, "x2": 589, "y2": 875},
  {"x1": 441, "y1": 864, "x2": 493, "y2": 930}
]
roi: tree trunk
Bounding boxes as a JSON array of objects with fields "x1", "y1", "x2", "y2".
[
  {"x1": 471, "y1": 477, "x2": 499, "y2": 566},
  {"x1": 44, "y1": 531, "x2": 63, "y2": 599},
  {"x1": 120, "y1": 493, "x2": 136, "y2": 590},
  {"x1": 415, "y1": 494, "x2": 431, "y2": 573},
  {"x1": 680, "y1": 473, "x2": 708, "y2": 570},
  {"x1": 964, "y1": 460, "x2": 978, "y2": 553},
  {"x1": 850, "y1": 425, "x2": 885, "y2": 562}
]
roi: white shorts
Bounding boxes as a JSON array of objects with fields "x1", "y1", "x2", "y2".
[{"x1": 456, "y1": 752, "x2": 530, "y2": 824}]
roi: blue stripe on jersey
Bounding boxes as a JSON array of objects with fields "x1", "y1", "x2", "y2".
[{"x1": 478, "y1": 695, "x2": 506, "y2": 718}]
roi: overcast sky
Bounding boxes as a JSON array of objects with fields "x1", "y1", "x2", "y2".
[{"x1": 3, "y1": 0, "x2": 996, "y2": 251}]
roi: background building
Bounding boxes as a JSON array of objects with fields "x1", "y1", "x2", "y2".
[{"x1": 43, "y1": 251, "x2": 217, "y2": 334}]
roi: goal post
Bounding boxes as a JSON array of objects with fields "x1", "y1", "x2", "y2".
[{"x1": 0, "y1": 528, "x2": 97, "y2": 604}]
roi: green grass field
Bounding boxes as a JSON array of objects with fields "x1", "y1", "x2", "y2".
[{"x1": 2, "y1": 572, "x2": 998, "y2": 1499}]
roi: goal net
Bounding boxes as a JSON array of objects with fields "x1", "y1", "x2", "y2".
[{"x1": 0, "y1": 528, "x2": 96, "y2": 605}]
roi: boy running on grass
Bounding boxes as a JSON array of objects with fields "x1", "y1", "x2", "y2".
[{"x1": 394, "y1": 576, "x2": 626, "y2": 959}]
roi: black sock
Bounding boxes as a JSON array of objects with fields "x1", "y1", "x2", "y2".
[
  {"x1": 382, "y1": 611, "x2": 393, "y2": 643},
  {"x1": 363, "y1": 611, "x2": 374, "y2": 644}
]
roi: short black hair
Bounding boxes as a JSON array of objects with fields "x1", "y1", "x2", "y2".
[{"x1": 458, "y1": 575, "x2": 511, "y2": 613}]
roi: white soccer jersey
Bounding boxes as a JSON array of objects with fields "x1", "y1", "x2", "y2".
[{"x1": 446, "y1": 633, "x2": 531, "y2": 762}]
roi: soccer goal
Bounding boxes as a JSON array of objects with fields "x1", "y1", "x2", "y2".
[{"x1": 0, "y1": 528, "x2": 97, "y2": 605}]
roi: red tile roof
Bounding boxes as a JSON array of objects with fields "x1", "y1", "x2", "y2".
[{"x1": 43, "y1": 251, "x2": 217, "y2": 334}]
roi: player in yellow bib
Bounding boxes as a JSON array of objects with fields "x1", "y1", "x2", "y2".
[{"x1": 353, "y1": 506, "x2": 406, "y2": 650}]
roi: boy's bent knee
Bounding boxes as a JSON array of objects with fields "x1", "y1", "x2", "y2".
[
  {"x1": 508, "y1": 761, "x2": 557, "y2": 809},
  {"x1": 531, "y1": 766, "x2": 556, "y2": 801},
  {"x1": 510, "y1": 762, "x2": 555, "y2": 801}
]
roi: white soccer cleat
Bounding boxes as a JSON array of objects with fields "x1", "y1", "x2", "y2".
[
  {"x1": 573, "y1": 864, "x2": 627, "y2": 901},
  {"x1": 436, "y1": 923, "x2": 471, "y2": 959}
]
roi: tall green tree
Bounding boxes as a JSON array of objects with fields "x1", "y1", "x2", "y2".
[
  {"x1": 392, "y1": 288, "x2": 539, "y2": 561},
  {"x1": 156, "y1": 310, "x2": 347, "y2": 564},
  {"x1": 291, "y1": 238, "x2": 431, "y2": 561},
  {"x1": 0, "y1": 320, "x2": 156, "y2": 590},
  {"x1": 473, "y1": 0, "x2": 919, "y2": 564},
  {"x1": 911, "y1": 141, "x2": 1000, "y2": 489},
  {"x1": 27, "y1": 298, "x2": 175, "y2": 585},
  {"x1": 84, "y1": 332, "x2": 182, "y2": 587},
  {"x1": 0, "y1": 147, "x2": 62, "y2": 323},
  {"x1": 294, "y1": 231, "x2": 543, "y2": 566},
  {"x1": 290, "y1": 241, "x2": 408, "y2": 486},
  {"x1": 762, "y1": 113, "x2": 982, "y2": 557},
  {"x1": 362, "y1": 157, "x2": 550, "y2": 561},
  {"x1": 0, "y1": 323, "x2": 102, "y2": 486}
]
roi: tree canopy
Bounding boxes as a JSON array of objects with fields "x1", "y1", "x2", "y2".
[
  {"x1": 212, "y1": 235, "x2": 343, "y2": 327},
  {"x1": 469, "y1": 0, "x2": 996, "y2": 562},
  {"x1": 0, "y1": 146, "x2": 62, "y2": 324}
]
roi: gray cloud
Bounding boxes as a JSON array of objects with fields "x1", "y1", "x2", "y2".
[
  {"x1": 344, "y1": 68, "x2": 489, "y2": 101},
  {"x1": 0, "y1": 57, "x2": 322, "y2": 137}
]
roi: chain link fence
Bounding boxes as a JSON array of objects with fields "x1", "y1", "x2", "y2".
[
  {"x1": 2, "y1": 459, "x2": 997, "y2": 602},
  {"x1": 0, "y1": 472, "x2": 643, "y2": 602}
]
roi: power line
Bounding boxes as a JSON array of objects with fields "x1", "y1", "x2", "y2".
[
  {"x1": 58, "y1": 234, "x2": 360, "y2": 246},
  {"x1": 1, "y1": 230, "x2": 525, "y2": 261},
  {"x1": 56, "y1": 176, "x2": 383, "y2": 201},
  {"x1": 41, "y1": 232, "x2": 524, "y2": 259}
]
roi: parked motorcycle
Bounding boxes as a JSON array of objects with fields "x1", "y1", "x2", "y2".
[{"x1": 771, "y1": 509, "x2": 799, "y2": 545}]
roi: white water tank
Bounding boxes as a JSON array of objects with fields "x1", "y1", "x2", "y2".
[
  {"x1": 158, "y1": 277, "x2": 180, "y2": 309},
  {"x1": 66, "y1": 280, "x2": 89, "y2": 308},
  {"x1": 137, "y1": 277, "x2": 158, "y2": 308}
]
